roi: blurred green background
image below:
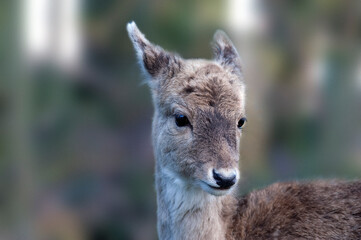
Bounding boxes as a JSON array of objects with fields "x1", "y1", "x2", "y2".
[{"x1": 1, "y1": 0, "x2": 361, "y2": 239}]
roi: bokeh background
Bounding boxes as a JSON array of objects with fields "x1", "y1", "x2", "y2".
[{"x1": 2, "y1": 0, "x2": 361, "y2": 239}]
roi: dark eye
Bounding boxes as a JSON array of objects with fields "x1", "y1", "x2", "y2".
[
  {"x1": 175, "y1": 114, "x2": 190, "y2": 127},
  {"x1": 237, "y1": 117, "x2": 247, "y2": 129}
]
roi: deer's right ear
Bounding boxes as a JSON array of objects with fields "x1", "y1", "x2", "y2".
[{"x1": 127, "y1": 22, "x2": 183, "y2": 81}]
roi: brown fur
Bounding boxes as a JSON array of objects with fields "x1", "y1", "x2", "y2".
[
  {"x1": 127, "y1": 22, "x2": 361, "y2": 240},
  {"x1": 228, "y1": 181, "x2": 361, "y2": 239}
]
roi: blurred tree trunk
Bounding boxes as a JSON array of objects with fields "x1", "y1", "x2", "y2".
[{"x1": 8, "y1": 1, "x2": 37, "y2": 239}]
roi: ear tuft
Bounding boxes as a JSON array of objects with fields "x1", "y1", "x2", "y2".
[
  {"x1": 127, "y1": 21, "x2": 182, "y2": 78},
  {"x1": 212, "y1": 30, "x2": 242, "y2": 74},
  {"x1": 127, "y1": 21, "x2": 150, "y2": 61}
]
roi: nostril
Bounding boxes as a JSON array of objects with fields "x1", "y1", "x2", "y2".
[
  {"x1": 212, "y1": 169, "x2": 223, "y2": 181},
  {"x1": 212, "y1": 169, "x2": 236, "y2": 189}
]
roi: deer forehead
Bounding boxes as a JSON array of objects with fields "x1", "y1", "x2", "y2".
[{"x1": 158, "y1": 61, "x2": 245, "y2": 118}]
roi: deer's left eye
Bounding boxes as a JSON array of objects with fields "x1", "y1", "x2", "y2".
[
  {"x1": 175, "y1": 114, "x2": 190, "y2": 127},
  {"x1": 237, "y1": 117, "x2": 247, "y2": 129}
]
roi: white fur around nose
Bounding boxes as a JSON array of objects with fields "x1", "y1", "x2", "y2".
[{"x1": 212, "y1": 168, "x2": 239, "y2": 179}]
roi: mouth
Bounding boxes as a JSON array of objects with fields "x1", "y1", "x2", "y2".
[
  {"x1": 208, "y1": 184, "x2": 233, "y2": 190},
  {"x1": 199, "y1": 181, "x2": 234, "y2": 196}
]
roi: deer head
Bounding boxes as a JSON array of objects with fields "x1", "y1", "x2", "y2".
[{"x1": 127, "y1": 22, "x2": 246, "y2": 196}]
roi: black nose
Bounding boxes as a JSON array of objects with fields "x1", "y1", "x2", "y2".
[{"x1": 212, "y1": 169, "x2": 236, "y2": 189}]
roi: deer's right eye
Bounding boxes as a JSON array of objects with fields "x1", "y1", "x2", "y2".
[{"x1": 175, "y1": 114, "x2": 190, "y2": 127}]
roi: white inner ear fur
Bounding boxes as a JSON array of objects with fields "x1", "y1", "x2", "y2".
[{"x1": 126, "y1": 21, "x2": 150, "y2": 62}]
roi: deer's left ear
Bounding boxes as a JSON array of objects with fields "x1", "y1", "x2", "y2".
[{"x1": 212, "y1": 30, "x2": 242, "y2": 75}]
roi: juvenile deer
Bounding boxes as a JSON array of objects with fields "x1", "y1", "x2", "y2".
[{"x1": 127, "y1": 22, "x2": 361, "y2": 240}]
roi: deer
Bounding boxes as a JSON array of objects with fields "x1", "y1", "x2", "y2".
[{"x1": 126, "y1": 21, "x2": 361, "y2": 240}]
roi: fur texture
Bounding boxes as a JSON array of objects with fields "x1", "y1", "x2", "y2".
[{"x1": 127, "y1": 22, "x2": 361, "y2": 240}]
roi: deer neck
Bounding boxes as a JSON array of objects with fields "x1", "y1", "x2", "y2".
[{"x1": 155, "y1": 164, "x2": 231, "y2": 240}]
